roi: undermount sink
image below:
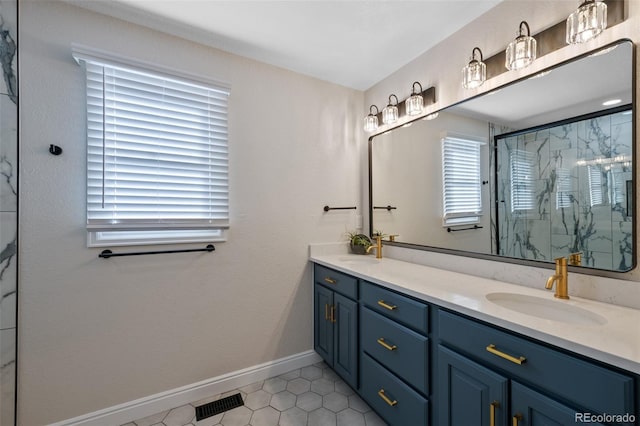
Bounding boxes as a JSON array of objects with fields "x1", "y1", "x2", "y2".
[{"x1": 486, "y1": 292, "x2": 607, "y2": 326}]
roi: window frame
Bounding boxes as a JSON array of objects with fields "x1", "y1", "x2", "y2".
[
  {"x1": 72, "y1": 45, "x2": 231, "y2": 247},
  {"x1": 441, "y1": 133, "x2": 486, "y2": 227}
]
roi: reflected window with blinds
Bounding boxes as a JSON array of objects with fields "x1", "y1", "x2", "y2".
[
  {"x1": 441, "y1": 135, "x2": 485, "y2": 226},
  {"x1": 73, "y1": 47, "x2": 230, "y2": 246},
  {"x1": 510, "y1": 149, "x2": 535, "y2": 213}
]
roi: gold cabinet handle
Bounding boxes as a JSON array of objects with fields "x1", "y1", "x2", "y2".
[
  {"x1": 377, "y1": 389, "x2": 397, "y2": 407},
  {"x1": 490, "y1": 401, "x2": 499, "y2": 426},
  {"x1": 377, "y1": 337, "x2": 397, "y2": 351},
  {"x1": 377, "y1": 300, "x2": 397, "y2": 311},
  {"x1": 486, "y1": 344, "x2": 526, "y2": 365},
  {"x1": 324, "y1": 277, "x2": 337, "y2": 284},
  {"x1": 324, "y1": 304, "x2": 329, "y2": 320},
  {"x1": 513, "y1": 414, "x2": 523, "y2": 426},
  {"x1": 330, "y1": 305, "x2": 336, "y2": 323}
]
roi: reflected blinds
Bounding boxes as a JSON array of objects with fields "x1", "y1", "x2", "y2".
[{"x1": 441, "y1": 136, "x2": 484, "y2": 226}]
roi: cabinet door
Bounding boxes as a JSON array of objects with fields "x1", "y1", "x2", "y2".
[
  {"x1": 314, "y1": 284, "x2": 334, "y2": 366},
  {"x1": 333, "y1": 293, "x2": 358, "y2": 389},
  {"x1": 438, "y1": 345, "x2": 508, "y2": 426},
  {"x1": 511, "y1": 382, "x2": 605, "y2": 426}
]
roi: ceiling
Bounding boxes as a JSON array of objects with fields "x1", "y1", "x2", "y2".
[{"x1": 67, "y1": 0, "x2": 502, "y2": 91}]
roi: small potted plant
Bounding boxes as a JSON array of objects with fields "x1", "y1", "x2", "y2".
[{"x1": 346, "y1": 231, "x2": 372, "y2": 255}]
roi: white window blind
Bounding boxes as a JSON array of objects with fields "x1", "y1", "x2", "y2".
[
  {"x1": 588, "y1": 165, "x2": 604, "y2": 206},
  {"x1": 441, "y1": 136, "x2": 484, "y2": 226},
  {"x1": 556, "y1": 167, "x2": 572, "y2": 209},
  {"x1": 510, "y1": 150, "x2": 535, "y2": 212},
  {"x1": 74, "y1": 52, "x2": 230, "y2": 242}
]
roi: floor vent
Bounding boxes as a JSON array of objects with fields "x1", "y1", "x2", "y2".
[{"x1": 195, "y1": 393, "x2": 244, "y2": 421}]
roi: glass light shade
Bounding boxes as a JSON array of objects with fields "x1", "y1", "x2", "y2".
[
  {"x1": 405, "y1": 94, "x2": 423, "y2": 116},
  {"x1": 462, "y1": 60, "x2": 486, "y2": 89},
  {"x1": 363, "y1": 114, "x2": 378, "y2": 132},
  {"x1": 506, "y1": 35, "x2": 537, "y2": 70},
  {"x1": 382, "y1": 104, "x2": 398, "y2": 124},
  {"x1": 566, "y1": 0, "x2": 607, "y2": 44}
]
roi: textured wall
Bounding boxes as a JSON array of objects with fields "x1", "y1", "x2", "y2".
[{"x1": 18, "y1": 1, "x2": 364, "y2": 424}]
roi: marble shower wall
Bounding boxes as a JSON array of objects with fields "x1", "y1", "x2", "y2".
[
  {"x1": 0, "y1": 0, "x2": 17, "y2": 425},
  {"x1": 496, "y1": 110, "x2": 633, "y2": 271}
]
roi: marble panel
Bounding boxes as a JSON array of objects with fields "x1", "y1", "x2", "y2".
[
  {"x1": 0, "y1": 1, "x2": 16, "y2": 102},
  {"x1": 551, "y1": 234, "x2": 575, "y2": 259},
  {"x1": 523, "y1": 219, "x2": 551, "y2": 261},
  {"x1": 0, "y1": 327, "x2": 15, "y2": 426},
  {"x1": 612, "y1": 220, "x2": 633, "y2": 271},
  {"x1": 0, "y1": 211, "x2": 15, "y2": 330},
  {"x1": 550, "y1": 123, "x2": 577, "y2": 151},
  {"x1": 588, "y1": 250, "x2": 614, "y2": 271},
  {"x1": 0, "y1": 94, "x2": 16, "y2": 213}
]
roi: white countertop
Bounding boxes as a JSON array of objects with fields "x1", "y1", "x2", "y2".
[{"x1": 310, "y1": 252, "x2": 640, "y2": 375}]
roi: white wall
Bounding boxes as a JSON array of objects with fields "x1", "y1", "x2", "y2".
[
  {"x1": 18, "y1": 1, "x2": 364, "y2": 424},
  {"x1": 365, "y1": 0, "x2": 640, "y2": 308}
]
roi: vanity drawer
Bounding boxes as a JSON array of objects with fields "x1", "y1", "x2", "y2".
[
  {"x1": 314, "y1": 264, "x2": 357, "y2": 299},
  {"x1": 361, "y1": 353, "x2": 428, "y2": 426},
  {"x1": 361, "y1": 306, "x2": 429, "y2": 395},
  {"x1": 438, "y1": 310, "x2": 635, "y2": 416},
  {"x1": 361, "y1": 281, "x2": 429, "y2": 334}
]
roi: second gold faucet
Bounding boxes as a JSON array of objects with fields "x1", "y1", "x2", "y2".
[
  {"x1": 366, "y1": 235, "x2": 384, "y2": 259},
  {"x1": 545, "y1": 257, "x2": 569, "y2": 299}
]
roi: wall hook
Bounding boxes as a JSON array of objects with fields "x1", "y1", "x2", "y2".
[{"x1": 49, "y1": 144, "x2": 63, "y2": 156}]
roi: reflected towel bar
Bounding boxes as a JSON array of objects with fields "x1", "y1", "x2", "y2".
[
  {"x1": 99, "y1": 244, "x2": 215, "y2": 259},
  {"x1": 374, "y1": 205, "x2": 397, "y2": 211},
  {"x1": 447, "y1": 225, "x2": 483, "y2": 233},
  {"x1": 323, "y1": 205, "x2": 357, "y2": 212}
]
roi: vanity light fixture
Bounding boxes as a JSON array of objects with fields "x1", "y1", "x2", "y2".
[
  {"x1": 363, "y1": 105, "x2": 379, "y2": 133},
  {"x1": 382, "y1": 94, "x2": 399, "y2": 125},
  {"x1": 566, "y1": 0, "x2": 607, "y2": 44},
  {"x1": 505, "y1": 21, "x2": 537, "y2": 71},
  {"x1": 462, "y1": 47, "x2": 486, "y2": 89},
  {"x1": 405, "y1": 82, "x2": 424, "y2": 116}
]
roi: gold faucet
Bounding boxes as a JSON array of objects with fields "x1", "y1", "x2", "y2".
[
  {"x1": 545, "y1": 257, "x2": 569, "y2": 299},
  {"x1": 366, "y1": 235, "x2": 384, "y2": 259},
  {"x1": 569, "y1": 252, "x2": 582, "y2": 266}
]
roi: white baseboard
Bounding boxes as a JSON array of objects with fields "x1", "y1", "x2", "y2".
[{"x1": 49, "y1": 350, "x2": 322, "y2": 426}]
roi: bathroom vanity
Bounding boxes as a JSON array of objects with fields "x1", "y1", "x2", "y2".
[{"x1": 311, "y1": 253, "x2": 640, "y2": 426}]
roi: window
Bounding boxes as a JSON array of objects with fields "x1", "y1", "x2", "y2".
[
  {"x1": 441, "y1": 135, "x2": 485, "y2": 226},
  {"x1": 73, "y1": 47, "x2": 230, "y2": 246},
  {"x1": 510, "y1": 149, "x2": 535, "y2": 212}
]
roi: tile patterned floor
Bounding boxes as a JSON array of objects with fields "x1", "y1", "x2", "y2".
[{"x1": 122, "y1": 362, "x2": 387, "y2": 426}]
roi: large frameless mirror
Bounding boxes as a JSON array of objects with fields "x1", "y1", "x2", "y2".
[{"x1": 370, "y1": 39, "x2": 635, "y2": 273}]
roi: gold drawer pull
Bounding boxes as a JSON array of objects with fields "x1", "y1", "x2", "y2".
[
  {"x1": 513, "y1": 414, "x2": 523, "y2": 426},
  {"x1": 330, "y1": 305, "x2": 336, "y2": 323},
  {"x1": 486, "y1": 344, "x2": 526, "y2": 365},
  {"x1": 377, "y1": 337, "x2": 397, "y2": 351},
  {"x1": 324, "y1": 277, "x2": 337, "y2": 284},
  {"x1": 377, "y1": 300, "x2": 397, "y2": 311},
  {"x1": 377, "y1": 389, "x2": 397, "y2": 407},
  {"x1": 324, "y1": 304, "x2": 329, "y2": 320},
  {"x1": 490, "y1": 401, "x2": 499, "y2": 426}
]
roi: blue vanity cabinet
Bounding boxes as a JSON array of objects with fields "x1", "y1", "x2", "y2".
[
  {"x1": 313, "y1": 264, "x2": 358, "y2": 389},
  {"x1": 359, "y1": 281, "x2": 430, "y2": 425},
  {"x1": 438, "y1": 345, "x2": 508, "y2": 426},
  {"x1": 511, "y1": 381, "x2": 605, "y2": 426},
  {"x1": 436, "y1": 309, "x2": 636, "y2": 426}
]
